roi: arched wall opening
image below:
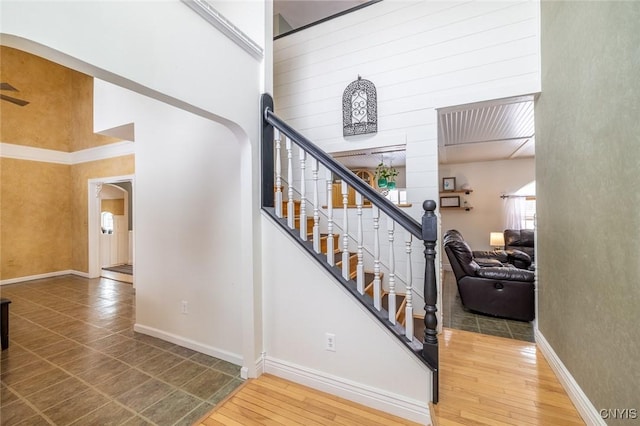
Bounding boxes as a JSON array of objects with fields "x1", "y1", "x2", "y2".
[{"x1": 0, "y1": 36, "x2": 260, "y2": 372}]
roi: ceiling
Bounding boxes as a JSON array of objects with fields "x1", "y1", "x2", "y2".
[
  {"x1": 274, "y1": 0, "x2": 368, "y2": 32},
  {"x1": 438, "y1": 95, "x2": 536, "y2": 164}
]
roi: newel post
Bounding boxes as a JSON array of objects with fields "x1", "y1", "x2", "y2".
[
  {"x1": 261, "y1": 93, "x2": 275, "y2": 208},
  {"x1": 422, "y1": 199, "x2": 439, "y2": 404}
]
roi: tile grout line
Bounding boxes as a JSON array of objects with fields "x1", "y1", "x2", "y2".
[{"x1": 4, "y1": 280, "x2": 242, "y2": 425}]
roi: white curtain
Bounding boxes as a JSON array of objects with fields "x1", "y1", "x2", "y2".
[{"x1": 504, "y1": 197, "x2": 526, "y2": 230}]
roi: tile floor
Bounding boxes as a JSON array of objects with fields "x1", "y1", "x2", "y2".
[
  {"x1": 441, "y1": 271, "x2": 535, "y2": 342},
  {"x1": 0, "y1": 275, "x2": 243, "y2": 425}
]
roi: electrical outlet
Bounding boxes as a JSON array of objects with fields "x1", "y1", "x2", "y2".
[
  {"x1": 181, "y1": 300, "x2": 188, "y2": 315},
  {"x1": 325, "y1": 333, "x2": 336, "y2": 351}
]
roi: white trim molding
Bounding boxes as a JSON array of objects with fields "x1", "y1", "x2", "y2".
[
  {"x1": 536, "y1": 329, "x2": 605, "y2": 426},
  {"x1": 0, "y1": 141, "x2": 135, "y2": 165},
  {"x1": 264, "y1": 356, "x2": 431, "y2": 425},
  {"x1": 133, "y1": 323, "x2": 243, "y2": 367},
  {"x1": 0, "y1": 143, "x2": 70, "y2": 164},
  {"x1": 1, "y1": 270, "x2": 88, "y2": 286},
  {"x1": 70, "y1": 141, "x2": 135, "y2": 164},
  {"x1": 241, "y1": 353, "x2": 265, "y2": 380},
  {"x1": 180, "y1": 0, "x2": 263, "y2": 60}
]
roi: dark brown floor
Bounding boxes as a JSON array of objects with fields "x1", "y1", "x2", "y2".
[
  {"x1": 441, "y1": 271, "x2": 535, "y2": 342},
  {"x1": 0, "y1": 275, "x2": 243, "y2": 425}
]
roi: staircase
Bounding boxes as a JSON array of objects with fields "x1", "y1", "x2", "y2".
[
  {"x1": 282, "y1": 198, "x2": 427, "y2": 340},
  {"x1": 261, "y1": 93, "x2": 439, "y2": 403}
]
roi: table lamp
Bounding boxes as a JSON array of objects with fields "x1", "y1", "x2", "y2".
[{"x1": 490, "y1": 232, "x2": 505, "y2": 250}]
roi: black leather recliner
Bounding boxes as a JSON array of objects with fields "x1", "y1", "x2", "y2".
[{"x1": 444, "y1": 230, "x2": 535, "y2": 321}]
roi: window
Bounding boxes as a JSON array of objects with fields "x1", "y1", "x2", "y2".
[
  {"x1": 516, "y1": 181, "x2": 536, "y2": 230},
  {"x1": 523, "y1": 197, "x2": 536, "y2": 229},
  {"x1": 101, "y1": 212, "x2": 114, "y2": 234}
]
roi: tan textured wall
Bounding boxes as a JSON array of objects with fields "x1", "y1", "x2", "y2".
[
  {"x1": 101, "y1": 199, "x2": 124, "y2": 215},
  {"x1": 71, "y1": 155, "x2": 134, "y2": 273},
  {"x1": 0, "y1": 46, "x2": 119, "y2": 150},
  {"x1": 0, "y1": 158, "x2": 72, "y2": 279},
  {"x1": 0, "y1": 47, "x2": 129, "y2": 280},
  {"x1": 537, "y1": 1, "x2": 640, "y2": 420}
]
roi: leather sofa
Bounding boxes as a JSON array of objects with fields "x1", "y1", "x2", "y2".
[
  {"x1": 444, "y1": 230, "x2": 535, "y2": 321},
  {"x1": 504, "y1": 229, "x2": 535, "y2": 265},
  {"x1": 443, "y1": 229, "x2": 527, "y2": 269}
]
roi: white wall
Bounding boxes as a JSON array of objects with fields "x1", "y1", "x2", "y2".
[
  {"x1": 2, "y1": 1, "x2": 266, "y2": 372},
  {"x1": 439, "y1": 158, "x2": 536, "y2": 254},
  {"x1": 262, "y1": 214, "x2": 432, "y2": 423},
  {"x1": 94, "y1": 80, "x2": 244, "y2": 361},
  {"x1": 211, "y1": 0, "x2": 266, "y2": 49},
  {"x1": 1, "y1": 0, "x2": 262, "y2": 135}
]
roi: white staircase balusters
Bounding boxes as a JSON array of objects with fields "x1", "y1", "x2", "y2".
[
  {"x1": 274, "y1": 129, "x2": 282, "y2": 218},
  {"x1": 373, "y1": 206, "x2": 381, "y2": 311},
  {"x1": 286, "y1": 137, "x2": 294, "y2": 229},
  {"x1": 299, "y1": 148, "x2": 307, "y2": 240},
  {"x1": 405, "y1": 232, "x2": 414, "y2": 339},
  {"x1": 341, "y1": 181, "x2": 350, "y2": 280},
  {"x1": 326, "y1": 169, "x2": 334, "y2": 266},
  {"x1": 387, "y1": 217, "x2": 396, "y2": 325},
  {"x1": 356, "y1": 192, "x2": 364, "y2": 294},
  {"x1": 312, "y1": 159, "x2": 320, "y2": 253}
]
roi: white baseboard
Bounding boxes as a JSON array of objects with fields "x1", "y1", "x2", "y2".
[
  {"x1": 264, "y1": 356, "x2": 431, "y2": 425},
  {"x1": 133, "y1": 324, "x2": 243, "y2": 367},
  {"x1": 241, "y1": 354, "x2": 265, "y2": 380},
  {"x1": 240, "y1": 367, "x2": 249, "y2": 380},
  {"x1": 535, "y1": 329, "x2": 605, "y2": 426},
  {"x1": 71, "y1": 270, "x2": 90, "y2": 278},
  {"x1": 0, "y1": 270, "x2": 87, "y2": 286}
]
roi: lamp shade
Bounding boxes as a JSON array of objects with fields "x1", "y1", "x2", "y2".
[{"x1": 490, "y1": 232, "x2": 505, "y2": 247}]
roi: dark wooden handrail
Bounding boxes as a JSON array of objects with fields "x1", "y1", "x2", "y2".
[{"x1": 262, "y1": 99, "x2": 422, "y2": 239}]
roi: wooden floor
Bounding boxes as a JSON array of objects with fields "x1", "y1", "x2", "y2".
[
  {"x1": 433, "y1": 328, "x2": 584, "y2": 426},
  {"x1": 197, "y1": 328, "x2": 584, "y2": 426},
  {"x1": 196, "y1": 374, "x2": 421, "y2": 426}
]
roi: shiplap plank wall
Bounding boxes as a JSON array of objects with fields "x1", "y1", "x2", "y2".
[
  {"x1": 274, "y1": 0, "x2": 540, "y2": 302},
  {"x1": 274, "y1": 0, "x2": 539, "y2": 207}
]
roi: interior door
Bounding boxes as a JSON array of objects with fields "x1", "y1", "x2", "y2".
[{"x1": 114, "y1": 215, "x2": 128, "y2": 265}]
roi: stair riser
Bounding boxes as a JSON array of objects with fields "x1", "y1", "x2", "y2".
[
  {"x1": 320, "y1": 235, "x2": 339, "y2": 253},
  {"x1": 293, "y1": 217, "x2": 314, "y2": 230},
  {"x1": 281, "y1": 200, "x2": 301, "y2": 217},
  {"x1": 336, "y1": 254, "x2": 358, "y2": 273}
]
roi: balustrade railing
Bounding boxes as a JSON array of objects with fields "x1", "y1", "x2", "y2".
[{"x1": 260, "y1": 93, "x2": 439, "y2": 403}]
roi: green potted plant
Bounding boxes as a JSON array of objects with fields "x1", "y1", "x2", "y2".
[{"x1": 374, "y1": 162, "x2": 398, "y2": 189}]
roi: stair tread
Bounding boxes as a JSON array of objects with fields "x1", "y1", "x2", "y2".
[
  {"x1": 334, "y1": 251, "x2": 357, "y2": 262},
  {"x1": 382, "y1": 293, "x2": 406, "y2": 312}
]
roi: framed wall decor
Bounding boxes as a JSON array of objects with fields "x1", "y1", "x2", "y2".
[
  {"x1": 440, "y1": 195, "x2": 460, "y2": 208},
  {"x1": 442, "y1": 177, "x2": 456, "y2": 191}
]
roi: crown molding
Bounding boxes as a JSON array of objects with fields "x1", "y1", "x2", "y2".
[
  {"x1": 181, "y1": 0, "x2": 263, "y2": 60},
  {"x1": 0, "y1": 141, "x2": 135, "y2": 165}
]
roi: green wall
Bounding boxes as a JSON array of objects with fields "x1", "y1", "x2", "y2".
[{"x1": 536, "y1": 1, "x2": 640, "y2": 422}]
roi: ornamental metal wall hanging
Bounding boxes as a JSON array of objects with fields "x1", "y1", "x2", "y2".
[{"x1": 342, "y1": 76, "x2": 377, "y2": 136}]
